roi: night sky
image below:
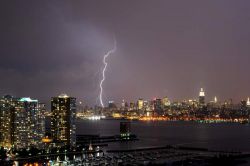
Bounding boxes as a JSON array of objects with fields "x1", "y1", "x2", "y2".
[{"x1": 0, "y1": 1, "x2": 250, "y2": 106}]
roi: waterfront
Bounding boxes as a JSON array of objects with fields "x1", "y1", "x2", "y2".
[{"x1": 76, "y1": 120, "x2": 250, "y2": 152}]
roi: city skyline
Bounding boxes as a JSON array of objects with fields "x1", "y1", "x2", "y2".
[
  {"x1": 1, "y1": 88, "x2": 250, "y2": 108},
  {"x1": 1, "y1": 1, "x2": 250, "y2": 106},
  {"x1": 2, "y1": 1, "x2": 250, "y2": 165}
]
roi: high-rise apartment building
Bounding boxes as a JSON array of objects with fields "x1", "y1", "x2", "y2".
[
  {"x1": 0, "y1": 96, "x2": 45, "y2": 149},
  {"x1": 51, "y1": 94, "x2": 76, "y2": 147},
  {"x1": 0, "y1": 95, "x2": 15, "y2": 149}
]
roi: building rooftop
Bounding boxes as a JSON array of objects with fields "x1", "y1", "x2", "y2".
[
  {"x1": 19, "y1": 97, "x2": 38, "y2": 102},
  {"x1": 58, "y1": 93, "x2": 69, "y2": 98}
]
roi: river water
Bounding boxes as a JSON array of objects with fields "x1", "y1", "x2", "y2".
[{"x1": 76, "y1": 120, "x2": 250, "y2": 152}]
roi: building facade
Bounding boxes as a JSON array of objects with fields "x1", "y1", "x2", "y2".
[
  {"x1": 199, "y1": 88, "x2": 206, "y2": 106},
  {"x1": 153, "y1": 98, "x2": 163, "y2": 116},
  {"x1": 0, "y1": 96, "x2": 45, "y2": 149},
  {"x1": 51, "y1": 94, "x2": 76, "y2": 147},
  {"x1": 0, "y1": 95, "x2": 15, "y2": 149}
]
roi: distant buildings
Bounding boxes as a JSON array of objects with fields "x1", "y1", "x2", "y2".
[
  {"x1": 51, "y1": 94, "x2": 76, "y2": 147},
  {"x1": 162, "y1": 97, "x2": 171, "y2": 107},
  {"x1": 0, "y1": 95, "x2": 45, "y2": 149}
]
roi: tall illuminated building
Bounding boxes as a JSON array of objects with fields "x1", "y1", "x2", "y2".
[
  {"x1": 162, "y1": 97, "x2": 171, "y2": 107},
  {"x1": 137, "y1": 99, "x2": 144, "y2": 110},
  {"x1": 51, "y1": 94, "x2": 76, "y2": 147},
  {"x1": 143, "y1": 101, "x2": 151, "y2": 116},
  {"x1": 121, "y1": 99, "x2": 128, "y2": 111},
  {"x1": 199, "y1": 88, "x2": 205, "y2": 106},
  {"x1": 0, "y1": 96, "x2": 45, "y2": 149},
  {"x1": 121, "y1": 99, "x2": 126, "y2": 108},
  {"x1": 0, "y1": 95, "x2": 15, "y2": 148},
  {"x1": 247, "y1": 97, "x2": 250, "y2": 107},
  {"x1": 37, "y1": 103, "x2": 46, "y2": 141},
  {"x1": 214, "y1": 96, "x2": 217, "y2": 103},
  {"x1": 14, "y1": 97, "x2": 45, "y2": 149}
]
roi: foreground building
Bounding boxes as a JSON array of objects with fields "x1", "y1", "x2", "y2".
[
  {"x1": 0, "y1": 95, "x2": 45, "y2": 149},
  {"x1": 51, "y1": 94, "x2": 76, "y2": 147},
  {"x1": 0, "y1": 95, "x2": 15, "y2": 148}
]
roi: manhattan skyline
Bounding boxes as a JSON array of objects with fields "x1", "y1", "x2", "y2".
[{"x1": 0, "y1": 1, "x2": 250, "y2": 106}]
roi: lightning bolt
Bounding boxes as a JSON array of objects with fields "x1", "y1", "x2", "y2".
[{"x1": 99, "y1": 37, "x2": 116, "y2": 108}]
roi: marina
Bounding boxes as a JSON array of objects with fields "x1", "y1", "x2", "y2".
[{"x1": 13, "y1": 145, "x2": 250, "y2": 166}]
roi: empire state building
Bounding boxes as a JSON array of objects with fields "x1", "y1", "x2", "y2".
[{"x1": 199, "y1": 88, "x2": 205, "y2": 106}]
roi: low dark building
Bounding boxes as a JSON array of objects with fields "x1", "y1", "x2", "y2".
[{"x1": 120, "y1": 121, "x2": 131, "y2": 138}]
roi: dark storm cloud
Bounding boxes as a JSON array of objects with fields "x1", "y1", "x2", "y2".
[{"x1": 0, "y1": 0, "x2": 250, "y2": 106}]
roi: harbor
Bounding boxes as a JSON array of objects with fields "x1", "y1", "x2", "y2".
[{"x1": 12, "y1": 145, "x2": 250, "y2": 166}]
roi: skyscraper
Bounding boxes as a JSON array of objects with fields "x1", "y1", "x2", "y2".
[
  {"x1": 108, "y1": 100, "x2": 116, "y2": 109},
  {"x1": 214, "y1": 96, "x2": 218, "y2": 103},
  {"x1": 51, "y1": 94, "x2": 76, "y2": 147},
  {"x1": 0, "y1": 96, "x2": 45, "y2": 149},
  {"x1": 153, "y1": 98, "x2": 163, "y2": 116},
  {"x1": 247, "y1": 97, "x2": 250, "y2": 107},
  {"x1": 199, "y1": 88, "x2": 205, "y2": 106},
  {"x1": 137, "y1": 99, "x2": 144, "y2": 110},
  {"x1": 0, "y1": 95, "x2": 15, "y2": 149},
  {"x1": 129, "y1": 102, "x2": 135, "y2": 111},
  {"x1": 15, "y1": 97, "x2": 45, "y2": 149},
  {"x1": 121, "y1": 99, "x2": 126, "y2": 108}
]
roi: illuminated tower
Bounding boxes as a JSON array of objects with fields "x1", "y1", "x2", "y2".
[
  {"x1": 121, "y1": 99, "x2": 126, "y2": 108},
  {"x1": 199, "y1": 88, "x2": 205, "y2": 106},
  {"x1": 247, "y1": 97, "x2": 250, "y2": 107},
  {"x1": 137, "y1": 99, "x2": 144, "y2": 110},
  {"x1": 0, "y1": 95, "x2": 15, "y2": 149},
  {"x1": 51, "y1": 94, "x2": 76, "y2": 147},
  {"x1": 214, "y1": 96, "x2": 217, "y2": 103}
]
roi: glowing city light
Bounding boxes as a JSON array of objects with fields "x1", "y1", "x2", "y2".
[{"x1": 199, "y1": 88, "x2": 205, "y2": 97}]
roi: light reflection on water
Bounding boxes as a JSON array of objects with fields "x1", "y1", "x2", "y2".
[{"x1": 76, "y1": 120, "x2": 250, "y2": 152}]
